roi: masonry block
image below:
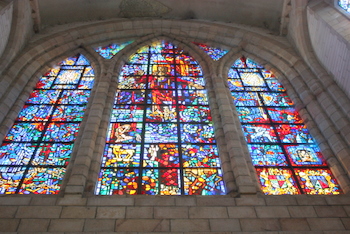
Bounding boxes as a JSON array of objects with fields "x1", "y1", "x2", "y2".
[
  {"x1": 96, "y1": 207, "x2": 125, "y2": 219},
  {"x1": 240, "y1": 218, "x2": 280, "y2": 231},
  {"x1": 288, "y1": 206, "x2": 317, "y2": 217},
  {"x1": 341, "y1": 217, "x2": 350, "y2": 230},
  {"x1": 0, "y1": 206, "x2": 17, "y2": 218},
  {"x1": 18, "y1": 218, "x2": 50, "y2": 232},
  {"x1": 87, "y1": 197, "x2": 134, "y2": 206},
  {"x1": 134, "y1": 197, "x2": 175, "y2": 206},
  {"x1": 265, "y1": 196, "x2": 297, "y2": 206},
  {"x1": 126, "y1": 206, "x2": 153, "y2": 219},
  {"x1": 279, "y1": 218, "x2": 310, "y2": 231},
  {"x1": 175, "y1": 197, "x2": 196, "y2": 206},
  {"x1": 84, "y1": 219, "x2": 115, "y2": 232},
  {"x1": 314, "y1": 205, "x2": 347, "y2": 217},
  {"x1": 296, "y1": 196, "x2": 327, "y2": 205},
  {"x1": 255, "y1": 206, "x2": 290, "y2": 218},
  {"x1": 30, "y1": 197, "x2": 57, "y2": 206},
  {"x1": 235, "y1": 196, "x2": 266, "y2": 206},
  {"x1": 116, "y1": 219, "x2": 170, "y2": 232},
  {"x1": 0, "y1": 197, "x2": 31, "y2": 206},
  {"x1": 307, "y1": 218, "x2": 345, "y2": 231},
  {"x1": 227, "y1": 206, "x2": 257, "y2": 218},
  {"x1": 154, "y1": 207, "x2": 188, "y2": 219},
  {"x1": 344, "y1": 206, "x2": 350, "y2": 216},
  {"x1": 326, "y1": 196, "x2": 350, "y2": 205},
  {"x1": 189, "y1": 207, "x2": 228, "y2": 218},
  {"x1": 171, "y1": 219, "x2": 210, "y2": 232},
  {"x1": 16, "y1": 206, "x2": 61, "y2": 218},
  {"x1": 209, "y1": 218, "x2": 241, "y2": 232},
  {"x1": 196, "y1": 197, "x2": 235, "y2": 206},
  {"x1": 61, "y1": 206, "x2": 96, "y2": 218},
  {"x1": 0, "y1": 218, "x2": 20, "y2": 232},
  {"x1": 48, "y1": 218, "x2": 85, "y2": 232}
]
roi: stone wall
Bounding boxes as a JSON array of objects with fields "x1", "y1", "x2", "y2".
[
  {"x1": 0, "y1": 0, "x2": 12, "y2": 58},
  {"x1": 0, "y1": 6, "x2": 349, "y2": 233},
  {"x1": 0, "y1": 195, "x2": 350, "y2": 232},
  {"x1": 307, "y1": 0, "x2": 350, "y2": 99}
]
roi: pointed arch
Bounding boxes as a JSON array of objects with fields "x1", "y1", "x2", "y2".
[
  {"x1": 227, "y1": 57, "x2": 341, "y2": 195},
  {"x1": 95, "y1": 40, "x2": 226, "y2": 195},
  {"x1": 0, "y1": 54, "x2": 95, "y2": 194}
]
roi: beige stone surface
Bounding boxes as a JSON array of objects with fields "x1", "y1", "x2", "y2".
[
  {"x1": 255, "y1": 206, "x2": 290, "y2": 218},
  {"x1": 279, "y1": 218, "x2": 310, "y2": 231},
  {"x1": 171, "y1": 219, "x2": 210, "y2": 232},
  {"x1": 16, "y1": 206, "x2": 62, "y2": 219},
  {"x1": 48, "y1": 219, "x2": 85, "y2": 232},
  {"x1": 83, "y1": 219, "x2": 115, "y2": 232},
  {"x1": 240, "y1": 218, "x2": 280, "y2": 232},
  {"x1": 189, "y1": 207, "x2": 228, "y2": 219},
  {"x1": 96, "y1": 207, "x2": 126, "y2": 219},
  {"x1": 17, "y1": 218, "x2": 50, "y2": 232},
  {"x1": 116, "y1": 219, "x2": 170, "y2": 232},
  {"x1": 228, "y1": 206, "x2": 257, "y2": 218},
  {"x1": 154, "y1": 207, "x2": 188, "y2": 219},
  {"x1": 0, "y1": 2, "x2": 349, "y2": 234},
  {"x1": 61, "y1": 206, "x2": 97, "y2": 218},
  {"x1": 0, "y1": 219, "x2": 20, "y2": 232},
  {"x1": 307, "y1": 218, "x2": 345, "y2": 231}
]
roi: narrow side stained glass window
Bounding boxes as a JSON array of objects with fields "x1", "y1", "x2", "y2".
[
  {"x1": 0, "y1": 54, "x2": 95, "y2": 194},
  {"x1": 95, "y1": 41, "x2": 225, "y2": 195},
  {"x1": 228, "y1": 57, "x2": 341, "y2": 195}
]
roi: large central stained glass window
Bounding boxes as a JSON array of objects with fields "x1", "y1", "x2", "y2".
[
  {"x1": 95, "y1": 41, "x2": 225, "y2": 195},
  {"x1": 228, "y1": 57, "x2": 341, "y2": 195}
]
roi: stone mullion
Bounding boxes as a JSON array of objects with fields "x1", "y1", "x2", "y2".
[
  {"x1": 64, "y1": 63, "x2": 112, "y2": 195},
  {"x1": 86, "y1": 68, "x2": 119, "y2": 194},
  {"x1": 211, "y1": 65, "x2": 258, "y2": 195},
  {"x1": 204, "y1": 64, "x2": 237, "y2": 194}
]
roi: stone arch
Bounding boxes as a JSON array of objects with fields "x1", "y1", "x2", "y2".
[
  {"x1": 0, "y1": 18, "x2": 348, "y2": 194},
  {"x1": 84, "y1": 36, "x2": 239, "y2": 194},
  {"x1": 220, "y1": 49, "x2": 350, "y2": 193}
]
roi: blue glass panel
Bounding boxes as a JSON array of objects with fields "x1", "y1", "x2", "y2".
[
  {"x1": 248, "y1": 144, "x2": 287, "y2": 166},
  {"x1": 180, "y1": 123, "x2": 216, "y2": 143}
]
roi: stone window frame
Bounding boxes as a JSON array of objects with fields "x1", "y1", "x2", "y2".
[{"x1": 0, "y1": 27, "x2": 349, "y2": 197}]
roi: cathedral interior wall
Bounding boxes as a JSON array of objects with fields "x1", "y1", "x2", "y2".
[{"x1": 0, "y1": 2, "x2": 349, "y2": 232}]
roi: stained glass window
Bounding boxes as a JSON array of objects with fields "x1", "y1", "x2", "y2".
[
  {"x1": 228, "y1": 57, "x2": 341, "y2": 195},
  {"x1": 96, "y1": 41, "x2": 225, "y2": 195},
  {"x1": 339, "y1": 0, "x2": 350, "y2": 12},
  {"x1": 193, "y1": 42, "x2": 228, "y2": 61},
  {"x1": 0, "y1": 54, "x2": 95, "y2": 194},
  {"x1": 95, "y1": 41, "x2": 134, "y2": 59}
]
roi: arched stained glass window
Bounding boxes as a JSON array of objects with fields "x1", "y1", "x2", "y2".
[
  {"x1": 339, "y1": 0, "x2": 350, "y2": 12},
  {"x1": 95, "y1": 41, "x2": 225, "y2": 195},
  {"x1": 0, "y1": 54, "x2": 95, "y2": 194},
  {"x1": 228, "y1": 57, "x2": 341, "y2": 195}
]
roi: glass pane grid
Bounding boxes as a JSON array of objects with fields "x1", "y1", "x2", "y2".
[
  {"x1": 0, "y1": 54, "x2": 94, "y2": 194},
  {"x1": 96, "y1": 41, "x2": 225, "y2": 195},
  {"x1": 228, "y1": 57, "x2": 341, "y2": 195}
]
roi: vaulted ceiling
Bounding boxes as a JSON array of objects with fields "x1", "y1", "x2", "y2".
[{"x1": 36, "y1": 0, "x2": 290, "y2": 34}]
